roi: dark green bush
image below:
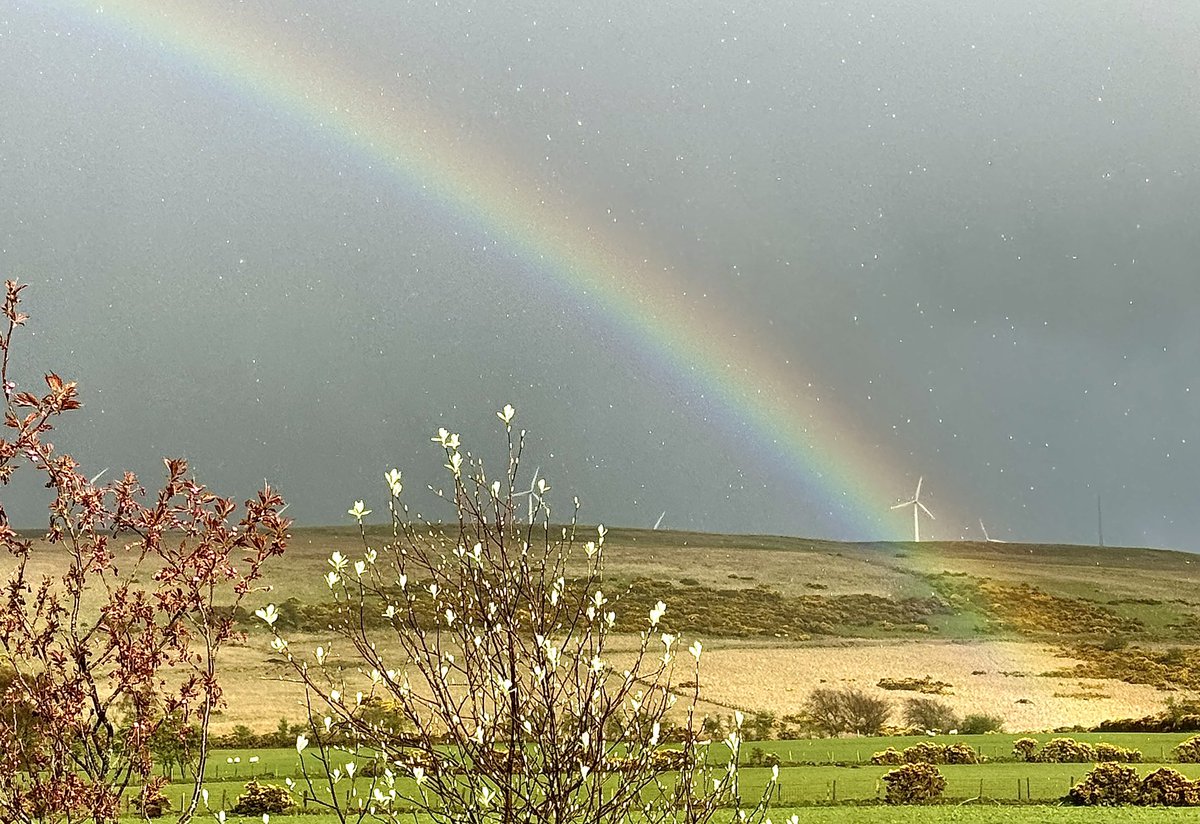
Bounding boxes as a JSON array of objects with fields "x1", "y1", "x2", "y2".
[{"x1": 882, "y1": 762, "x2": 946, "y2": 804}]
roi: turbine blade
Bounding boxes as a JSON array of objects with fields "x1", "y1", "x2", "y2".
[
  {"x1": 915, "y1": 476, "x2": 923, "y2": 499},
  {"x1": 891, "y1": 500, "x2": 916, "y2": 510},
  {"x1": 919, "y1": 502, "x2": 935, "y2": 520}
]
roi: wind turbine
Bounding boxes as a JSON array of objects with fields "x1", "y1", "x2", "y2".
[
  {"x1": 513, "y1": 467, "x2": 543, "y2": 525},
  {"x1": 653, "y1": 511, "x2": 666, "y2": 530},
  {"x1": 978, "y1": 519, "x2": 1006, "y2": 543},
  {"x1": 891, "y1": 477, "x2": 934, "y2": 542}
]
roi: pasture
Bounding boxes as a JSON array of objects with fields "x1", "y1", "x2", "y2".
[{"x1": 128, "y1": 733, "x2": 1200, "y2": 820}]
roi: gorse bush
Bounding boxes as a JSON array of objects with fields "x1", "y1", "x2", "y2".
[
  {"x1": 881, "y1": 762, "x2": 946, "y2": 804},
  {"x1": 1067, "y1": 764, "x2": 1200, "y2": 807},
  {"x1": 1095, "y1": 742, "x2": 1143, "y2": 763},
  {"x1": 870, "y1": 742, "x2": 980, "y2": 766},
  {"x1": 1034, "y1": 738, "x2": 1097, "y2": 764},
  {"x1": 259, "y1": 407, "x2": 776, "y2": 823},
  {"x1": 1139, "y1": 768, "x2": 1200, "y2": 807},
  {"x1": 1015, "y1": 736, "x2": 1142, "y2": 764},
  {"x1": 231, "y1": 781, "x2": 293, "y2": 815},
  {"x1": 1175, "y1": 735, "x2": 1200, "y2": 763},
  {"x1": 1066, "y1": 763, "x2": 1143, "y2": 806}
]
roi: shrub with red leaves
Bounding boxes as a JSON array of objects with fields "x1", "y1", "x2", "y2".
[{"x1": 0, "y1": 281, "x2": 288, "y2": 824}]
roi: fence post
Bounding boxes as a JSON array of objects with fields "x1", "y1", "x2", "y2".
[
  {"x1": 832, "y1": 779, "x2": 837, "y2": 802},
  {"x1": 1017, "y1": 778, "x2": 1021, "y2": 800},
  {"x1": 1026, "y1": 776, "x2": 1031, "y2": 800}
]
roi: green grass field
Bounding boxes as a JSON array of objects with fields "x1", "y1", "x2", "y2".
[
  {"x1": 115, "y1": 809, "x2": 1200, "y2": 824},
  {"x1": 143, "y1": 734, "x2": 1200, "y2": 819}
]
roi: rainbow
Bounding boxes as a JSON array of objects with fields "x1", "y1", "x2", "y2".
[{"x1": 47, "y1": 0, "x2": 962, "y2": 539}]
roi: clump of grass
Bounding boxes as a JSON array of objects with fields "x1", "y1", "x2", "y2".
[{"x1": 878, "y1": 676, "x2": 953, "y2": 695}]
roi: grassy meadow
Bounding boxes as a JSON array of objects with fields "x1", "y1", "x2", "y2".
[{"x1": 133, "y1": 733, "x2": 1200, "y2": 820}]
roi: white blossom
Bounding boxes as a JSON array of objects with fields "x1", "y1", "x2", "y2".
[
  {"x1": 384, "y1": 469, "x2": 403, "y2": 497},
  {"x1": 254, "y1": 603, "x2": 279, "y2": 626}
]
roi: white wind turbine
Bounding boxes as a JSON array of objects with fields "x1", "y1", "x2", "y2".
[
  {"x1": 978, "y1": 519, "x2": 1007, "y2": 543},
  {"x1": 513, "y1": 467, "x2": 544, "y2": 525},
  {"x1": 653, "y1": 511, "x2": 666, "y2": 530},
  {"x1": 891, "y1": 477, "x2": 934, "y2": 542}
]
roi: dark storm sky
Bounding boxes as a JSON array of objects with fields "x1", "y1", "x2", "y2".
[{"x1": 2, "y1": 1, "x2": 1198, "y2": 549}]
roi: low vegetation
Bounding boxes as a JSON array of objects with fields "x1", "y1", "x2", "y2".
[
  {"x1": 871, "y1": 742, "x2": 981, "y2": 766},
  {"x1": 1175, "y1": 735, "x2": 1200, "y2": 763},
  {"x1": 1067, "y1": 763, "x2": 1200, "y2": 807},
  {"x1": 231, "y1": 781, "x2": 293, "y2": 815},
  {"x1": 1013, "y1": 737, "x2": 1142, "y2": 763},
  {"x1": 1053, "y1": 645, "x2": 1200, "y2": 692},
  {"x1": 879, "y1": 677, "x2": 953, "y2": 695},
  {"x1": 881, "y1": 762, "x2": 946, "y2": 804}
]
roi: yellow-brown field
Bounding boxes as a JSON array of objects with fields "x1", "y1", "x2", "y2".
[{"x1": 6, "y1": 526, "x2": 1200, "y2": 736}]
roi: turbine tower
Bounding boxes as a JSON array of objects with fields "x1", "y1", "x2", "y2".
[
  {"x1": 891, "y1": 477, "x2": 935, "y2": 542},
  {"x1": 979, "y1": 519, "x2": 1006, "y2": 543},
  {"x1": 513, "y1": 467, "x2": 543, "y2": 525}
]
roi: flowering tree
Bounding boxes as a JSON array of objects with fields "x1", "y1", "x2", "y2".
[
  {"x1": 0, "y1": 280, "x2": 289, "y2": 824},
  {"x1": 261, "y1": 406, "x2": 776, "y2": 823}
]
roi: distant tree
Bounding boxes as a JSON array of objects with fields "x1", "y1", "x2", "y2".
[
  {"x1": 803, "y1": 688, "x2": 848, "y2": 737},
  {"x1": 958, "y1": 713, "x2": 1004, "y2": 735},
  {"x1": 803, "y1": 686, "x2": 891, "y2": 736},
  {"x1": 147, "y1": 712, "x2": 202, "y2": 780},
  {"x1": 0, "y1": 280, "x2": 288, "y2": 824},
  {"x1": 902, "y1": 697, "x2": 959, "y2": 732},
  {"x1": 748, "y1": 712, "x2": 776, "y2": 741},
  {"x1": 840, "y1": 688, "x2": 891, "y2": 735}
]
